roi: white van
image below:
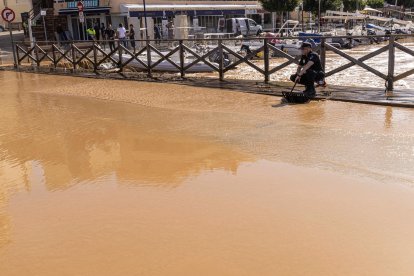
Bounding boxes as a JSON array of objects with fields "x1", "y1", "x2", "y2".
[{"x1": 218, "y1": 18, "x2": 262, "y2": 36}]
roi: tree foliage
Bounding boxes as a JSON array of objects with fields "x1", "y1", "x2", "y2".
[
  {"x1": 259, "y1": 0, "x2": 299, "y2": 12},
  {"x1": 342, "y1": 0, "x2": 365, "y2": 11},
  {"x1": 303, "y1": 0, "x2": 342, "y2": 13},
  {"x1": 366, "y1": 0, "x2": 385, "y2": 8}
]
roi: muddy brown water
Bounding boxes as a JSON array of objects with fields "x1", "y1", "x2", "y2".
[{"x1": 1, "y1": 71, "x2": 414, "y2": 275}]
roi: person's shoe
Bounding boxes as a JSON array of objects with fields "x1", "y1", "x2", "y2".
[
  {"x1": 316, "y1": 80, "x2": 327, "y2": 88},
  {"x1": 303, "y1": 86, "x2": 316, "y2": 98}
]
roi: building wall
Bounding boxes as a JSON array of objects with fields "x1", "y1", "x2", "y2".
[{"x1": 0, "y1": 0, "x2": 32, "y2": 24}]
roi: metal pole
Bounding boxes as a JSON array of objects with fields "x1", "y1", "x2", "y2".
[
  {"x1": 318, "y1": 0, "x2": 321, "y2": 33},
  {"x1": 143, "y1": 0, "x2": 149, "y2": 39},
  {"x1": 42, "y1": 14, "x2": 48, "y2": 42},
  {"x1": 9, "y1": 22, "x2": 17, "y2": 68},
  {"x1": 301, "y1": 3, "x2": 304, "y2": 31}
]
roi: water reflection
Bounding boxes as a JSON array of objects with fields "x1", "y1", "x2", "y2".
[
  {"x1": 0, "y1": 94, "x2": 250, "y2": 190},
  {"x1": 0, "y1": 89, "x2": 251, "y2": 248}
]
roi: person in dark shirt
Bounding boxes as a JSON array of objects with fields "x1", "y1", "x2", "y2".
[
  {"x1": 56, "y1": 24, "x2": 67, "y2": 42},
  {"x1": 290, "y1": 42, "x2": 325, "y2": 98},
  {"x1": 129, "y1": 24, "x2": 136, "y2": 52},
  {"x1": 94, "y1": 22, "x2": 100, "y2": 41},
  {"x1": 154, "y1": 25, "x2": 161, "y2": 45},
  {"x1": 105, "y1": 24, "x2": 116, "y2": 52}
]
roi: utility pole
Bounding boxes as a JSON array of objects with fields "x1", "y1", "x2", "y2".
[
  {"x1": 301, "y1": 2, "x2": 304, "y2": 31},
  {"x1": 318, "y1": 0, "x2": 321, "y2": 32},
  {"x1": 143, "y1": 0, "x2": 149, "y2": 39}
]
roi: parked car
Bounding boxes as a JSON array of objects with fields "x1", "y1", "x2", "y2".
[{"x1": 218, "y1": 18, "x2": 262, "y2": 36}]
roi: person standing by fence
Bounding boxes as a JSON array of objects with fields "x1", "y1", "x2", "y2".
[
  {"x1": 117, "y1": 23, "x2": 127, "y2": 48},
  {"x1": 86, "y1": 26, "x2": 96, "y2": 41},
  {"x1": 154, "y1": 25, "x2": 161, "y2": 45},
  {"x1": 105, "y1": 24, "x2": 115, "y2": 52},
  {"x1": 100, "y1": 23, "x2": 106, "y2": 48},
  {"x1": 94, "y1": 22, "x2": 100, "y2": 42},
  {"x1": 167, "y1": 21, "x2": 174, "y2": 48},
  {"x1": 129, "y1": 24, "x2": 136, "y2": 53}
]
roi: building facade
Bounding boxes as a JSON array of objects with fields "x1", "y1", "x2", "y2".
[{"x1": 52, "y1": 0, "x2": 272, "y2": 40}]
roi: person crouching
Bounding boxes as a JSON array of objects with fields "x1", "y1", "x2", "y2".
[{"x1": 290, "y1": 42, "x2": 325, "y2": 98}]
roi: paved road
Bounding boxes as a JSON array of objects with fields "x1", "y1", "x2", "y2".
[{"x1": 0, "y1": 31, "x2": 24, "y2": 63}]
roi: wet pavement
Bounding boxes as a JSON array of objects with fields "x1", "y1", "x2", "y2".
[{"x1": 1, "y1": 71, "x2": 414, "y2": 275}]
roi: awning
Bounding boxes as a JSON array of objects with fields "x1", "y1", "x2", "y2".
[
  {"x1": 361, "y1": 7, "x2": 383, "y2": 14},
  {"x1": 59, "y1": 7, "x2": 111, "y2": 15},
  {"x1": 121, "y1": 4, "x2": 261, "y2": 17}
]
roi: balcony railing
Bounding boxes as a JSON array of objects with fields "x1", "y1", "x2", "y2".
[{"x1": 67, "y1": 0, "x2": 99, "y2": 9}]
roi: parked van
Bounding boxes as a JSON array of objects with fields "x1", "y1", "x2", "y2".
[{"x1": 218, "y1": 18, "x2": 262, "y2": 36}]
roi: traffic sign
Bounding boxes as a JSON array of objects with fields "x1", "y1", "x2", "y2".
[
  {"x1": 77, "y1": 1, "x2": 84, "y2": 12},
  {"x1": 1, "y1": 8, "x2": 16, "y2": 23},
  {"x1": 79, "y1": 11, "x2": 84, "y2": 23}
]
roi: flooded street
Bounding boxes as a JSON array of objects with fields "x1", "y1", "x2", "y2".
[
  {"x1": 226, "y1": 41, "x2": 414, "y2": 89},
  {"x1": 1, "y1": 71, "x2": 414, "y2": 275}
]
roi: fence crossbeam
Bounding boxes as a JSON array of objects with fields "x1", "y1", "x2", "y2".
[
  {"x1": 325, "y1": 43, "x2": 387, "y2": 80},
  {"x1": 325, "y1": 44, "x2": 389, "y2": 77},
  {"x1": 222, "y1": 44, "x2": 264, "y2": 74},
  {"x1": 119, "y1": 45, "x2": 149, "y2": 70},
  {"x1": 16, "y1": 45, "x2": 37, "y2": 63},
  {"x1": 149, "y1": 45, "x2": 181, "y2": 70},
  {"x1": 72, "y1": 45, "x2": 94, "y2": 66},
  {"x1": 181, "y1": 44, "x2": 220, "y2": 72}
]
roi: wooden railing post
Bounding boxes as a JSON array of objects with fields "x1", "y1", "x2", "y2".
[
  {"x1": 179, "y1": 40, "x2": 185, "y2": 78},
  {"x1": 15, "y1": 44, "x2": 20, "y2": 68},
  {"x1": 93, "y1": 43, "x2": 98, "y2": 74},
  {"x1": 146, "y1": 39, "x2": 152, "y2": 78},
  {"x1": 117, "y1": 40, "x2": 123, "y2": 72},
  {"x1": 52, "y1": 44, "x2": 57, "y2": 69},
  {"x1": 34, "y1": 44, "x2": 40, "y2": 67},
  {"x1": 218, "y1": 39, "x2": 224, "y2": 81},
  {"x1": 320, "y1": 37, "x2": 326, "y2": 72},
  {"x1": 387, "y1": 35, "x2": 395, "y2": 92},
  {"x1": 264, "y1": 38, "x2": 270, "y2": 83},
  {"x1": 71, "y1": 43, "x2": 76, "y2": 72}
]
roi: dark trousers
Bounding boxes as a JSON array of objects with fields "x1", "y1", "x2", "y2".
[
  {"x1": 130, "y1": 39, "x2": 136, "y2": 49},
  {"x1": 109, "y1": 40, "x2": 115, "y2": 52},
  {"x1": 290, "y1": 70, "x2": 317, "y2": 88}
]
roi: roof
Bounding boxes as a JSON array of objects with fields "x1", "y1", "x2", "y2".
[
  {"x1": 120, "y1": 4, "x2": 261, "y2": 13},
  {"x1": 361, "y1": 7, "x2": 383, "y2": 14}
]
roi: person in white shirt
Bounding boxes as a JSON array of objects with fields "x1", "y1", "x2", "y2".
[{"x1": 117, "y1": 23, "x2": 127, "y2": 48}]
